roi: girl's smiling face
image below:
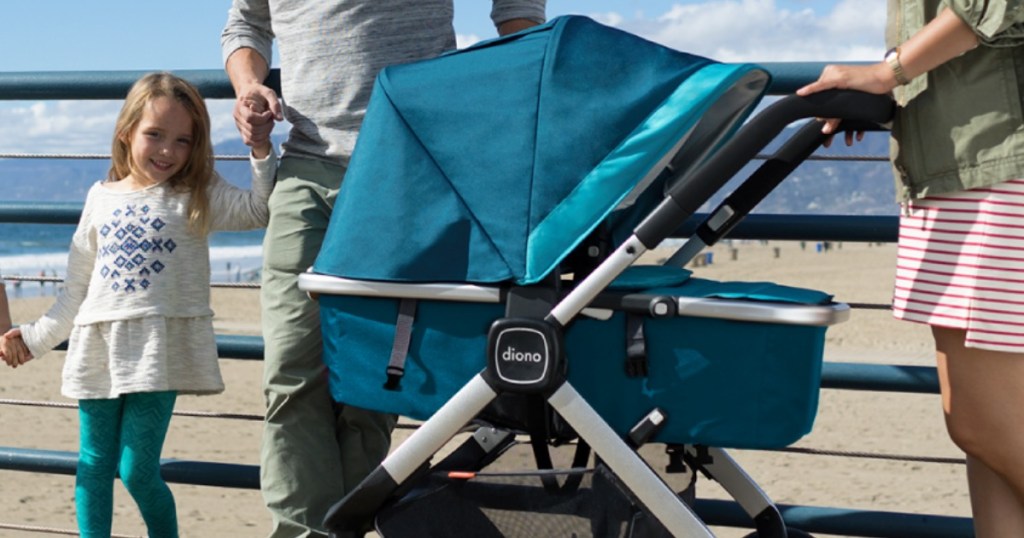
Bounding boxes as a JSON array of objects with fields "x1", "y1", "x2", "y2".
[{"x1": 126, "y1": 96, "x2": 194, "y2": 187}]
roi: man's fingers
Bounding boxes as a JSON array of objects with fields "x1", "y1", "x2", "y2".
[{"x1": 268, "y1": 96, "x2": 284, "y2": 121}]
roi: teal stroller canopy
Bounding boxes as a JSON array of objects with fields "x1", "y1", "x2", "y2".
[{"x1": 313, "y1": 15, "x2": 769, "y2": 285}]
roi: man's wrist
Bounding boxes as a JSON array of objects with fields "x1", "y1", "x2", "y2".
[{"x1": 497, "y1": 18, "x2": 539, "y2": 36}]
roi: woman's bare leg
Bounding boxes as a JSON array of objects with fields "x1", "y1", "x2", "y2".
[{"x1": 933, "y1": 327, "x2": 1024, "y2": 537}]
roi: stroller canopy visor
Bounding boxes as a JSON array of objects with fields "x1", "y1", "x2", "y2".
[{"x1": 314, "y1": 15, "x2": 769, "y2": 285}]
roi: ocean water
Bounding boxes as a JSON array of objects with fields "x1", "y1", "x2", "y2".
[{"x1": 0, "y1": 223, "x2": 265, "y2": 298}]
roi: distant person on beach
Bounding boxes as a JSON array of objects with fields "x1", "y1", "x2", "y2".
[
  {"x1": 221, "y1": 2, "x2": 546, "y2": 535},
  {"x1": 0, "y1": 72, "x2": 277, "y2": 538},
  {"x1": 798, "y1": 2, "x2": 1024, "y2": 535}
]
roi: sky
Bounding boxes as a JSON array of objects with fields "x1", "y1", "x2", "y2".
[{"x1": 0, "y1": 0, "x2": 886, "y2": 154}]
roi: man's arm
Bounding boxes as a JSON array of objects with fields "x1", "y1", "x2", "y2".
[
  {"x1": 491, "y1": 1, "x2": 546, "y2": 35},
  {"x1": 225, "y1": 47, "x2": 271, "y2": 98},
  {"x1": 221, "y1": 1, "x2": 281, "y2": 152},
  {"x1": 497, "y1": 18, "x2": 540, "y2": 36}
]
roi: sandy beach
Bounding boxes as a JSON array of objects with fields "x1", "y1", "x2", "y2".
[{"x1": 0, "y1": 240, "x2": 969, "y2": 537}]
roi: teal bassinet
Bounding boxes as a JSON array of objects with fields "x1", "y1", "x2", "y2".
[{"x1": 313, "y1": 265, "x2": 840, "y2": 449}]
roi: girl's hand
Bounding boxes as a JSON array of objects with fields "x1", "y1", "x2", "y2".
[{"x1": 1, "y1": 328, "x2": 32, "y2": 368}]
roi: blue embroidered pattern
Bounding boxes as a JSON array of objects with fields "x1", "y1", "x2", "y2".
[{"x1": 98, "y1": 204, "x2": 176, "y2": 294}]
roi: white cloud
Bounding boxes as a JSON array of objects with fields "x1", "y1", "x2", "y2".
[
  {"x1": 4, "y1": 0, "x2": 885, "y2": 155},
  {"x1": 0, "y1": 99, "x2": 258, "y2": 156},
  {"x1": 590, "y1": 11, "x2": 625, "y2": 27},
  {"x1": 0, "y1": 101, "x2": 119, "y2": 154},
  {"x1": 603, "y1": 0, "x2": 885, "y2": 62}
]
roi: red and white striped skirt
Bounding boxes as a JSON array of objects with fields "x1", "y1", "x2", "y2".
[{"x1": 893, "y1": 179, "x2": 1024, "y2": 352}]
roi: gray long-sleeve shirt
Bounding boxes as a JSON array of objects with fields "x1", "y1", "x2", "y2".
[{"x1": 221, "y1": 1, "x2": 546, "y2": 166}]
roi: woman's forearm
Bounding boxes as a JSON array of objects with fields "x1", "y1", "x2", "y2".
[{"x1": 896, "y1": 7, "x2": 980, "y2": 82}]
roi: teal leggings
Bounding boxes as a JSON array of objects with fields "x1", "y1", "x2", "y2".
[{"x1": 77, "y1": 391, "x2": 178, "y2": 538}]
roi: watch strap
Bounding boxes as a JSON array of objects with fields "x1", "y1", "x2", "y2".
[{"x1": 886, "y1": 47, "x2": 910, "y2": 86}]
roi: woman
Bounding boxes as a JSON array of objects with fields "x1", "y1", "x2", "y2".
[{"x1": 797, "y1": 3, "x2": 1024, "y2": 535}]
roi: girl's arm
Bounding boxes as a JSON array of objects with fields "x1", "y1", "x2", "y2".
[
  {"x1": 207, "y1": 147, "x2": 278, "y2": 231},
  {"x1": 18, "y1": 188, "x2": 99, "y2": 360}
]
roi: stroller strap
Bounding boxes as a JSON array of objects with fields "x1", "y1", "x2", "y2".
[
  {"x1": 384, "y1": 298, "x2": 419, "y2": 391},
  {"x1": 625, "y1": 313, "x2": 649, "y2": 378},
  {"x1": 526, "y1": 397, "x2": 592, "y2": 494}
]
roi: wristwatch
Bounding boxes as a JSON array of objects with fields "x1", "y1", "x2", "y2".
[{"x1": 885, "y1": 47, "x2": 911, "y2": 86}]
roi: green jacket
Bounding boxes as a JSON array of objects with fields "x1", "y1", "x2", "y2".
[{"x1": 887, "y1": 0, "x2": 1024, "y2": 201}]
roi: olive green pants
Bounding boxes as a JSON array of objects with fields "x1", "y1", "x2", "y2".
[{"x1": 260, "y1": 157, "x2": 397, "y2": 538}]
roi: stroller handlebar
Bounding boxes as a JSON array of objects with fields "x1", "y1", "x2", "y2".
[
  {"x1": 775, "y1": 89, "x2": 895, "y2": 127},
  {"x1": 634, "y1": 90, "x2": 894, "y2": 250}
]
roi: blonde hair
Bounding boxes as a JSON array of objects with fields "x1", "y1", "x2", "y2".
[{"x1": 109, "y1": 72, "x2": 214, "y2": 235}]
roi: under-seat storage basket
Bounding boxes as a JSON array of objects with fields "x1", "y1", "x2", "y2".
[
  {"x1": 318, "y1": 269, "x2": 841, "y2": 449},
  {"x1": 373, "y1": 464, "x2": 672, "y2": 538}
]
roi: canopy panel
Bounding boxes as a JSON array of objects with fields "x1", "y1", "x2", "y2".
[{"x1": 314, "y1": 15, "x2": 769, "y2": 284}]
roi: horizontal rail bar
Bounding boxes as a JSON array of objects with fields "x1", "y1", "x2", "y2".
[
  {"x1": 822, "y1": 361, "x2": 937, "y2": 393},
  {"x1": 694, "y1": 498, "x2": 972, "y2": 538},
  {"x1": 0, "y1": 63, "x2": 843, "y2": 102},
  {"x1": 0, "y1": 202, "x2": 898, "y2": 242},
  {"x1": 0, "y1": 70, "x2": 281, "y2": 101},
  {"x1": 46, "y1": 332, "x2": 940, "y2": 394},
  {"x1": 213, "y1": 334, "x2": 266, "y2": 360},
  {"x1": 0, "y1": 201, "x2": 83, "y2": 224},
  {"x1": 676, "y1": 213, "x2": 899, "y2": 243},
  {"x1": 45, "y1": 334, "x2": 266, "y2": 361},
  {"x1": 0, "y1": 447, "x2": 969, "y2": 537},
  {"x1": 0, "y1": 448, "x2": 258, "y2": 489},
  {"x1": 209, "y1": 336, "x2": 938, "y2": 393}
]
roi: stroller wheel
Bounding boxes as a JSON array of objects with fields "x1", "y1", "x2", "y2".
[{"x1": 741, "y1": 528, "x2": 814, "y2": 538}]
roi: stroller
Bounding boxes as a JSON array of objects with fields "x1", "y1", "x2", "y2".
[{"x1": 298, "y1": 15, "x2": 893, "y2": 538}]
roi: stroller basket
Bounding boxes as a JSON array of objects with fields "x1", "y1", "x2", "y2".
[{"x1": 375, "y1": 465, "x2": 671, "y2": 538}]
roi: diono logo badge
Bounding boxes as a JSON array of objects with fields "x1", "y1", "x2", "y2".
[
  {"x1": 493, "y1": 327, "x2": 549, "y2": 385},
  {"x1": 501, "y1": 347, "x2": 543, "y2": 363}
]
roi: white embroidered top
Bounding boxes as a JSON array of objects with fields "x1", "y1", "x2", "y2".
[{"x1": 21, "y1": 152, "x2": 276, "y2": 398}]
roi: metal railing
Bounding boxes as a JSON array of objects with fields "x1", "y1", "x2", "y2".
[{"x1": 0, "y1": 65, "x2": 973, "y2": 538}]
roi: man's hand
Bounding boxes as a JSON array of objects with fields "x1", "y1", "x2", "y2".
[{"x1": 233, "y1": 83, "x2": 283, "y2": 152}]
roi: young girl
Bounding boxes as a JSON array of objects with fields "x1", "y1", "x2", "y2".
[
  {"x1": 798, "y1": 3, "x2": 1024, "y2": 536},
  {"x1": 0, "y1": 72, "x2": 276, "y2": 538}
]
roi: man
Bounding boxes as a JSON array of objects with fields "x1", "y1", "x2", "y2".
[{"x1": 221, "y1": 2, "x2": 546, "y2": 536}]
